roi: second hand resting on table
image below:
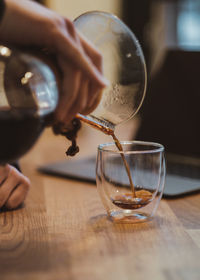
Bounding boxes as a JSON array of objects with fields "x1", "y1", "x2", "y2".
[
  {"x1": 0, "y1": 165, "x2": 30, "y2": 210},
  {"x1": 0, "y1": 0, "x2": 108, "y2": 209}
]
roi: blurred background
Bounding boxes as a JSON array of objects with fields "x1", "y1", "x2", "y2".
[{"x1": 36, "y1": 0, "x2": 200, "y2": 158}]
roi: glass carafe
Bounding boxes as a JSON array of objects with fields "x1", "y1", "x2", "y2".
[
  {"x1": 0, "y1": 11, "x2": 147, "y2": 164},
  {"x1": 0, "y1": 45, "x2": 58, "y2": 164}
]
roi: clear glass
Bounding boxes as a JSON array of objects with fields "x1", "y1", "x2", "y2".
[
  {"x1": 75, "y1": 11, "x2": 147, "y2": 130},
  {"x1": 0, "y1": 46, "x2": 58, "y2": 163},
  {"x1": 0, "y1": 46, "x2": 58, "y2": 117},
  {"x1": 96, "y1": 141, "x2": 166, "y2": 223}
]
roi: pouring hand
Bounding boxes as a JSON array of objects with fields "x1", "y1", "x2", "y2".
[
  {"x1": 0, "y1": 0, "x2": 108, "y2": 124},
  {"x1": 0, "y1": 164, "x2": 30, "y2": 210}
]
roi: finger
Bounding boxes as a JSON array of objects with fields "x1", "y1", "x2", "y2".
[
  {"x1": 0, "y1": 164, "x2": 10, "y2": 185},
  {"x1": 82, "y1": 90, "x2": 103, "y2": 116},
  {"x1": 65, "y1": 76, "x2": 89, "y2": 119},
  {"x1": 54, "y1": 61, "x2": 81, "y2": 123},
  {"x1": 0, "y1": 166, "x2": 20, "y2": 208},
  {"x1": 5, "y1": 179, "x2": 30, "y2": 210},
  {"x1": 88, "y1": 81, "x2": 104, "y2": 108},
  {"x1": 78, "y1": 81, "x2": 101, "y2": 116},
  {"x1": 79, "y1": 32, "x2": 103, "y2": 72},
  {"x1": 65, "y1": 18, "x2": 83, "y2": 49},
  {"x1": 54, "y1": 19, "x2": 108, "y2": 88}
]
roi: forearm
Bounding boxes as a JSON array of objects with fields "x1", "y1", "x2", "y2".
[
  {"x1": 0, "y1": 0, "x2": 55, "y2": 46},
  {"x1": 0, "y1": 0, "x2": 106, "y2": 125}
]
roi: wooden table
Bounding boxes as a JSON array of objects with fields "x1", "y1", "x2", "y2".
[{"x1": 0, "y1": 122, "x2": 200, "y2": 280}]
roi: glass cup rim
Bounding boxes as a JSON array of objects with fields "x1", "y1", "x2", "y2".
[{"x1": 98, "y1": 140, "x2": 164, "y2": 154}]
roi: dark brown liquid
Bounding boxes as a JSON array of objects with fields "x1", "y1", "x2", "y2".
[
  {"x1": 78, "y1": 117, "x2": 154, "y2": 208},
  {"x1": 0, "y1": 111, "x2": 46, "y2": 164},
  {"x1": 112, "y1": 190, "x2": 152, "y2": 209}
]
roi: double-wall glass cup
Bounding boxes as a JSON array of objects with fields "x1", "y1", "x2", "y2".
[{"x1": 96, "y1": 141, "x2": 166, "y2": 223}]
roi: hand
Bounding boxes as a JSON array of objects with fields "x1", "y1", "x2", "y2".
[
  {"x1": 0, "y1": 164, "x2": 30, "y2": 210},
  {"x1": 0, "y1": 0, "x2": 108, "y2": 124}
]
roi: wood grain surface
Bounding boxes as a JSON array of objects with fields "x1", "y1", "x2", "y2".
[{"x1": 0, "y1": 122, "x2": 200, "y2": 280}]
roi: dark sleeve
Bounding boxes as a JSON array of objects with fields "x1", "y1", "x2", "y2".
[
  {"x1": 0, "y1": 0, "x2": 5, "y2": 23},
  {"x1": 0, "y1": 0, "x2": 21, "y2": 173}
]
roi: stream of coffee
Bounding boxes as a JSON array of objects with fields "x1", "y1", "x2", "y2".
[
  {"x1": 77, "y1": 116, "x2": 136, "y2": 191},
  {"x1": 110, "y1": 133, "x2": 136, "y2": 196},
  {"x1": 76, "y1": 115, "x2": 152, "y2": 209}
]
